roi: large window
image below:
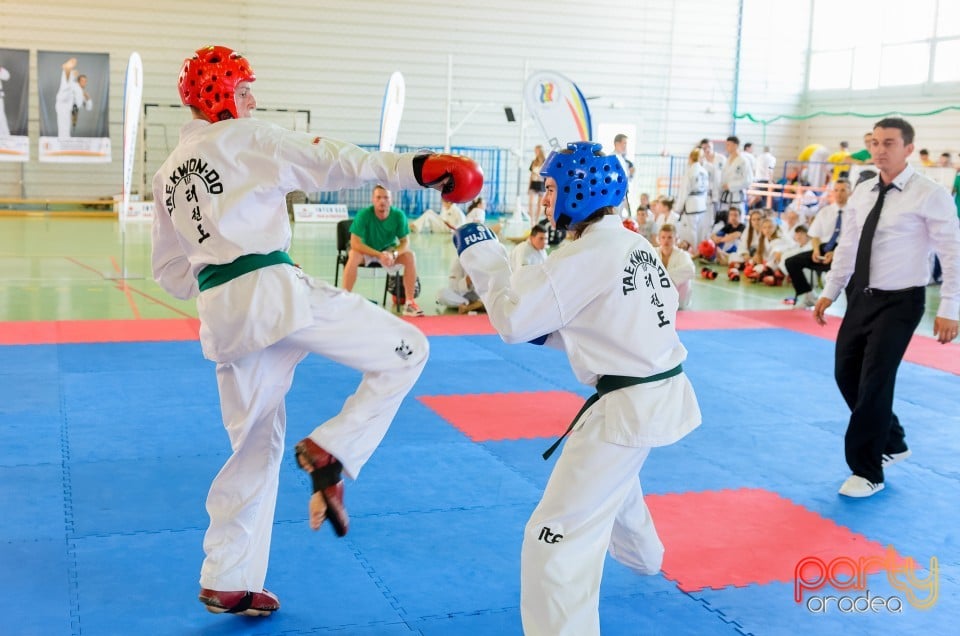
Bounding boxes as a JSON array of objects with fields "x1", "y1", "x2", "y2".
[{"x1": 808, "y1": 0, "x2": 957, "y2": 90}]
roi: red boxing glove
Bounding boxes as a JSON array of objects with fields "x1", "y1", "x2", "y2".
[{"x1": 413, "y1": 154, "x2": 484, "y2": 203}]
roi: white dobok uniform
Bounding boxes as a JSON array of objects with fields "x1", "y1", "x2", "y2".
[
  {"x1": 510, "y1": 240, "x2": 547, "y2": 270},
  {"x1": 658, "y1": 247, "x2": 696, "y2": 310},
  {"x1": 720, "y1": 153, "x2": 751, "y2": 214},
  {"x1": 0, "y1": 66, "x2": 10, "y2": 137},
  {"x1": 436, "y1": 259, "x2": 480, "y2": 307},
  {"x1": 674, "y1": 162, "x2": 711, "y2": 248},
  {"x1": 55, "y1": 70, "x2": 91, "y2": 139},
  {"x1": 412, "y1": 203, "x2": 465, "y2": 233},
  {"x1": 459, "y1": 215, "x2": 701, "y2": 636},
  {"x1": 152, "y1": 117, "x2": 429, "y2": 593}
]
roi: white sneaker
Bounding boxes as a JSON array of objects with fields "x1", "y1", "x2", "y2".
[
  {"x1": 838, "y1": 475, "x2": 885, "y2": 498},
  {"x1": 881, "y1": 449, "x2": 912, "y2": 468}
]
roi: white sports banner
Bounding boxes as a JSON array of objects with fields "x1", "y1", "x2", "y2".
[
  {"x1": 294, "y1": 203, "x2": 349, "y2": 223},
  {"x1": 379, "y1": 71, "x2": 405, "y2": 152},
  {"x1": 523, "y1": 70, "x2": 593, "y2": 152},
  {"x1": 120, "y1": 52, "x2": 144, "y2": 222}
]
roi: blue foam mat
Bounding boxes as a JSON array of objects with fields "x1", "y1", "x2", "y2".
[{"x1": 1, "y1": 324, "x2": 958, "y2": 635}]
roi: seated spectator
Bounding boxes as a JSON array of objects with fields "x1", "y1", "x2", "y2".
[
  {"x1": 411, "y1": 199, "x2": 465, "y2": 233},
  {"x1": 436, "y1": 259, "x2": 483, "y2": 314},
  {"x1": 710, "y1": 207, "x2": 745, "y2": 265},
  {"x1": 779, "y1": 207, "x2": 802, "y2": 236},
  {"x1": 779, "y1": 224, "x2": 812, "y2": 275},
  {"x1": 510, "y1": 224, "x2": 548, "y2": 269},
  {"x1": 774, "y1": 167, "x2": 808, "y2": 213},
  {"x1": 744, "y1": 216, "x2": 792, "y2": 285},
  {"x1": 784, "y1": 178, "x2": 850, "y2": 307},
  {"x1": 636, "y1": 192, "x2": 652, "y2": 216},
  {"x1": 784, "y1": 188, "x2": 821, "y2": 226},
  {"x1": 648, "y1": 195, "x2": 679, "y2": 243},
  {"x1": 728, "y1": 208, "x2": 764, "y2": 270},
  {"x1": 657, "y1": 224, "x2": 696, "y2": 309},
  {"x1": 465, "y1": 197, "x2": 486, "y2": 225},
  {"x1": 343, "y1": 185, "x2": 424, "y2": 316}
]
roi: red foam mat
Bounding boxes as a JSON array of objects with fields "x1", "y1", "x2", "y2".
[
  {"x1": 648, "y1": 488, "x2": 895, "y2": 592},
  {"x1": 418, "y1": 391, "x2": 585, "y2": 441},
  {"x1": 0, "y1": 319, "x2": 200, "y2": 345},
  {"x1": 1, "y1": 311, "x2": 954, "y2": 376},
  {"x1": 404, "y1": 314, "x2": 498, "y2": 336},
  {"x1": 742, "y1": 309, "x2": 960, "y2": 375}
]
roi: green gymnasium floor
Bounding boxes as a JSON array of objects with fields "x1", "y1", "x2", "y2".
[{"x1": 0, "y1": 215, "x2": 945, "y2": 334}]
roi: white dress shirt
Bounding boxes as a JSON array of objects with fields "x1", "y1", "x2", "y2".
[
  {"x1": 756, "y1": 151, "x2": 776, "y2": 181},
  {"x1": 821, "y1": 164, "x2": 960, "y2": 319},
  {"x1": 807, "y1": 202, "x2": 843, "y2": 244}
]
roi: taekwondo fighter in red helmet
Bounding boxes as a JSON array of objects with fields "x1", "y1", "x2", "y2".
[
  {"x1": 151, "y1": 45, "x2": 482, "y2": 617},
  {"x1": 452, "y1": 142, "x2": 701, "y2": 635}
]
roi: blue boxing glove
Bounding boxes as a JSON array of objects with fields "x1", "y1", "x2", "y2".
[{"x1": 452, "y1": 222, "x2": 498, "y2": 256}]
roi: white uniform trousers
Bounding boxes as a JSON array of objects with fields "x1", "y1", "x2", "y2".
[
  {"x1": 676, "y1": 210, "x2": 711, "y2": 250},
  {"x1": 521, "y1": 405, "x2": 663, "y2": 636},
  {"x1": 676, "y1": 279, "x2": 693, "y2": 310},
  {"x1": 199, "y1": 280, "x2": 428, "y2": 592}
]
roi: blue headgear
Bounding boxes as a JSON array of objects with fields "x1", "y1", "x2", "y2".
[{"x1": 540, "y1": 141, "x2": 627, "y2": 230}]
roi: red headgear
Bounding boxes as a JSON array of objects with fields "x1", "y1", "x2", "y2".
[{"x1": 178, "y1": 46, "x2": 255, "y2": 122}]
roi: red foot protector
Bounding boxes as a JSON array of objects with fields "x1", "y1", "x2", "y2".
[
  {"x1": 647, "y1": 488, "x2": 895, "y2": 592},
  {"x1": 419, "y1": 391, "x2": 584, "y2": 441}
]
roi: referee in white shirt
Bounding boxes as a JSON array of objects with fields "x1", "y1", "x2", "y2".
[{"x1": 814, "y1": 118, "x2": 960, "y2": 498}]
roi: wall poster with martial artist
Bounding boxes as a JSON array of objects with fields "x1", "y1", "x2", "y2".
[
  {"x1": 37, "y1": 50, "x2": 111, "y2": 162},
  {"x1": 0, "y1": 47, "x2": 30, "y2": 161}
]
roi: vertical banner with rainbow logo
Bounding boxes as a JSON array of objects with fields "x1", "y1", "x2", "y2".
[{"x1": 523, "y1": 70, "x2": 592, "y2": 151}]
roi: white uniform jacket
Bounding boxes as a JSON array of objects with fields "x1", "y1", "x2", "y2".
[
  {"x1": 152, "y1": 118, "x2": 421, "y2": 362},
  {"x1": 658, "y1": 247, "x2": 696, "y2": 287},
  {"x1": 460, "y1": 215, "x2": 701, "y2": 447},
  {"x1": 510, "y1": 240, "x2": 547, "y2": 270},
  {"x1": 675, "y1": 163, "x2": 710, "y2": 214},
  {"x1": 721, "y1": 154, "x2": 752, "y2": 202}
]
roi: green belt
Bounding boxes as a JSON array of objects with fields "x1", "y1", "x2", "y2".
[
  {"x1": 542, "y1": 364, "x2": 684, "y2": 460},
  {"x1": 197, "y1": 251, "x2": 294, "y2": 292}
]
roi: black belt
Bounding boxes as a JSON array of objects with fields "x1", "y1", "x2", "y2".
[
  {"x1": 542, "y1": 365, "x2": 683, "y2": 460},
  {"x1": 862, "y1": 286, "x2": 924, "y2": 298}
]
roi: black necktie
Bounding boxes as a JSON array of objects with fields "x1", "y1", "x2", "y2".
[
  {"x1": 852, "y1": 183, "x2": 896, "y2": 290},
  {"x1": 821, "y1": 209, "x2": 842, "y2": 254}
]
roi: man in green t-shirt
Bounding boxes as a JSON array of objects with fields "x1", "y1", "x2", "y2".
[
  {"x1": 849, "y1": 131, "x2": 874, "y2": 164},
  {"x1": 344, "y1": 185, "x2": 424, "y2": 316},
  {"x1": 953, "y1": 170, "x2": 960, "y2": 221}
]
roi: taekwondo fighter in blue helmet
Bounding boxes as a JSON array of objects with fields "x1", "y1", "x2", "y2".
[{"x1": 452, "y1": 141, "x2": 702, "y2": 636}]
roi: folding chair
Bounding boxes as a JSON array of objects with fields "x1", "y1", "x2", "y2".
[{"x1": 333, "y1": 218, "x2": 398, "y2": 307}]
